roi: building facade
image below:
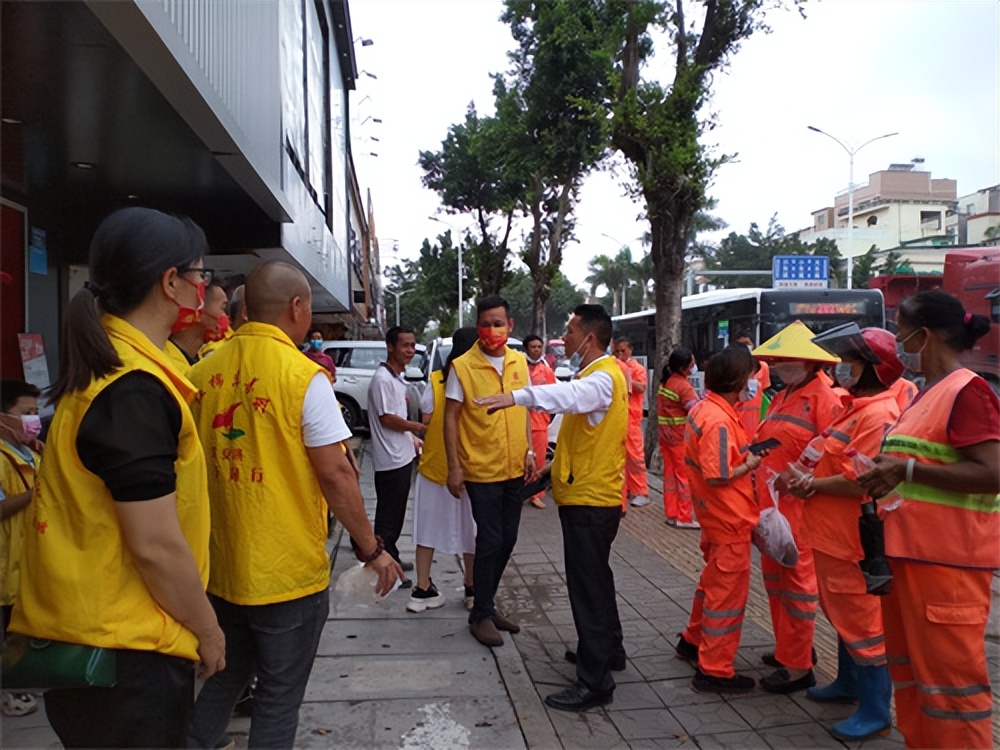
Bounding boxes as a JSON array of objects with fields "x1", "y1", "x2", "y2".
[
  {"x1": 0, "y1": 0, "x2": 380, "y2": 381},
  {"x1": 799, "y1": 164, "x2": 958, "y2": 260}
]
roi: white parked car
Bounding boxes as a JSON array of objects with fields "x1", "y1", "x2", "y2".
[{"x1": 307, "y1": 340, "x2": 426, "y2": 432}]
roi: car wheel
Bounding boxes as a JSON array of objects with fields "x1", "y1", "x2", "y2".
[{"x1": 337, "y1": 395, "x2": 363, "y2": 432}]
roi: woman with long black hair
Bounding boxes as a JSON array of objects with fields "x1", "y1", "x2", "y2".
[{"x1": 10, "y1": 207, "x2": 224, "y2": 748}]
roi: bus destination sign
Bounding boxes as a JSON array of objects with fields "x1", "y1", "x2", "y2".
[{"x1": 772, "y1": 255, "x2": 829, "y2": 289}]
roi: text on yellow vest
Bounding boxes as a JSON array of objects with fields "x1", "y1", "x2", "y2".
[{"x1": 189, "y1": 322, "x2": 331, "y2": 605}]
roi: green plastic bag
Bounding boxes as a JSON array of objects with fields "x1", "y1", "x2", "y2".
[{"x1": 1, "y1": 634, "x2": 116, "y2": 690}]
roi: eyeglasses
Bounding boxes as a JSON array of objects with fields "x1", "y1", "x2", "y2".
[{"x1": 177, "y1": 267, "x2": 214, "y2": 284}]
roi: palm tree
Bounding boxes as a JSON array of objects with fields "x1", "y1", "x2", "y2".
[{"x1": 586, "y1": 250, "x2": 632, "y2": 315}]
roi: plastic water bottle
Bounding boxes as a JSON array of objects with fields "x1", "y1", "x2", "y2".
[
  {"x1": 786, "y1": 435, "x2": 826, "y2": 482},
  {"x1": 846, "y1": 448, "x2": 903, "y2": 511}
]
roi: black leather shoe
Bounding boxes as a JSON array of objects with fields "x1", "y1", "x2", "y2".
[
  {"x1": 564, "y1": 649, "x2": 626, "y2": 671},
  {"x1": 761, "y1": 647, "x2": 817, "y2": 668},
  {"x1": 674, "y1": 635, "x2": 699, "y2": 666},
  {"x1": 760, "y1": 668, "x2": 816, "y2": 694},
  {"x1": 544, "y1": 682, "x2": 613, "y2": 713}
]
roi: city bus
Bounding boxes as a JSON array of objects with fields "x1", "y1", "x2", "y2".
[{"x1": 612, "y1": 287, "x2": 885, "y2": 370}]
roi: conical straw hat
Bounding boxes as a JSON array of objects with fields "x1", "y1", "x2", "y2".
[{"x1": 752, "y1": 320, "x2": 841, "y2": 363}]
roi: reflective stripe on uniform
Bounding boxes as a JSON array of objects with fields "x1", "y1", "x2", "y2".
[
  {"x1": 921, "y1": 706, "x2": 992, "y2": 722},
  {"x1": 883, "y1": 434, "x2": 962, "y2": 463},
  {"x1": 658, "y1": 387, "x2": 680, "y2": 401},
  {"x1": 917, "y1": 683, "x2": 992, "y2": 697},
  {"x1": 896, "y1": 481, "x2": 1000, "y2": 512},
  {"x1": 767, "y1": 413, "x2": 818, "y2": 433},
  {"x1": 702, "y1": 621, "x2": 743, "y2": 637}
]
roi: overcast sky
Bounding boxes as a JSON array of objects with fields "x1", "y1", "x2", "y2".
[{"x1": 348, "y1": 0, "x2": 999, "y2": 288}]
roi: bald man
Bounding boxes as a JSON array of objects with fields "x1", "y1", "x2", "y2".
[
  {"x1": 187, "y1": 262, "x2": 401, "y2": 749},
  {"x1": 229, "y1": 284, "x2": 248, "y2": 329}
]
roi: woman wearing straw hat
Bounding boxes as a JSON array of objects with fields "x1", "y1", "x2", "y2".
[{"x1": 750, "y1": 321, "x2": 843, "y2": 694}]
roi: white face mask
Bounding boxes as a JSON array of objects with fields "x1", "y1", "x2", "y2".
[
  {"x1": 738, "y1": 377, "x2": 760, "y2": 402},
  {"x1": 526, "y1": 355, "x2": 543, "y2": 365}
]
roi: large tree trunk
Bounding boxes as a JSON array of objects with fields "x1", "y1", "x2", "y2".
[{"x1": 644, "y1": 205, "x2": 691, "y2": 465}]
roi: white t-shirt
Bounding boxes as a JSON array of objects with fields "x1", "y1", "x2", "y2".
[
  {"x1": 302, "y1": 373, "x2": 352, "y2": 447},
  {"x1": 445, "y1": 353, "x2": 504, "y2": 402},
  {"x1": 367, "y1": 363, "x2": 417, "y2": 471}
]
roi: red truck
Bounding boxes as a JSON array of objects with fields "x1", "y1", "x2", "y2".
[{"x1": 871, "y1": 247, "x2": 999, "y2": 389}]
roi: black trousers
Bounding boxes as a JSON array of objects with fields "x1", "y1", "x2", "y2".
[
  {"x1": 466, "y1": 478, "x2": 525, "y2": 623},
  {"x1": 373, "y1": 459, "x2": 414, "y2": 563},
  {"x1": 559, "y1": 504, "x2": 624, "y2": 694},
  {"x1": 45, "y1": 649, "x2": 195, "y2": 749}
]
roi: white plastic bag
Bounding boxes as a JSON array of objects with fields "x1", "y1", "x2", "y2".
[
  {"x1": 332, "y1": 563, "x2": 380, "y2": 611},
  {"x1": 752, "y1": 471, "x2": 799, "y2": 567}
]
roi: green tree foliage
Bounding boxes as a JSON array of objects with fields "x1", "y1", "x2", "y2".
[
  {"x1": 383, "y1": 231, "x2": 477, "y2": 340},
  {"x1": 705, "y1": 215, "x2": 845, "y2": 289},
  {"x1": 610, "y1": 0, "x2": 800, "y2": 393},
  {"x1": 501, "y1": 1, "x2": 619, "y2": 333},
  {"x1": 418, "y1": 106, "x2": 522, "y2": 296},
  {"x1": 499, "y1": 268, "x2": 585, "y2": 338},
  {"x1": 585, "y1": 247, "x2": 635, "y2": 315},
  {"x1": 852, "y1": 245, "x2": 879, "y2": 288}
]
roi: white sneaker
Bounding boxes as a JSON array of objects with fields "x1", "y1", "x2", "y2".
[
  {"x1": 630, "y1": 495, "x2": 650, "y2": 507},
  {"x1": 1, "y1": 691, "x2": 38, "y2": 717},
  {"x1": 676, "y1": 520, "x2": 701, "y2": 529},
  {"x1": 406, "y1": 584, "x2": 445, "y2": 613}
]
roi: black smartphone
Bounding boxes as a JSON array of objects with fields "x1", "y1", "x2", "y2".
[{"x1": 748, "y1": 437, "x2": 781, "y2": 455}]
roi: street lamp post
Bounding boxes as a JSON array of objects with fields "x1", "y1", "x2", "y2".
[
  {"x1": 389, "y1": 288, "x2": 413, "y2": 327},
  {"x1": 807, "y1": 126, "x2": 898, "y2": 289},
  {"x1": 429, "y1": 216, "x2": 463, "y2": 328},
  {"x1": 600, "y1": 232, "x2": 629, "y2": 315}
]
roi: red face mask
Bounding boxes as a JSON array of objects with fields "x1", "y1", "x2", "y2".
[
  {"x1": 202, "y1": 313, "x2": 230, "y2": 342},
  {"x1": 478, "y1": 325, "x2": 509, "y2": 351},
  {"x1": 171, "y1": 277, "x2": 206, "y2": 336}
]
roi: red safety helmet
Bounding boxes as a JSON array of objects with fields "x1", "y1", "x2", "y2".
[
  {"x1": 812, "y1": 323, "x2": 904, "y2": 387},
  {"x1": 860, "y1": 327, "x2": 904, "y2": 387}
]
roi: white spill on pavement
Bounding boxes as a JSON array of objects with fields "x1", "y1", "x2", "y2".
[{"x1": 399, "y1": 703, "x2": 471, "y2": 749}]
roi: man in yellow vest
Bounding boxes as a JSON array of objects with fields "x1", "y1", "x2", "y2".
[
  {"x1": 477, "y1": 304, "x2": 629, "y2": 712},
  {"x1": 186, "y1": 262, "x2": 401, "y2": 749},
  {"x1": 445, "y1": 295, "x2": 533, "y2": 649}
]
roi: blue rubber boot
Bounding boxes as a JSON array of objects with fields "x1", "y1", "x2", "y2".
[
  {"x1": 830, "y1": 664, "x2": 892, "y2": 740},
  {"x1": 806, "y1": 639, "x2": 858, "y2": 703}
]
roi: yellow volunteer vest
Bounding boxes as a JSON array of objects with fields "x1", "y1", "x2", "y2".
[
  {"x1": 451, "y1": 344, "x2": 529, "y2": 482},
  {"x1": 198, "y1": 327, "x2": 234, "y2": 359},
  {"x1": 164, "y1": 338, "x2": 193, "y2": 376},
  {"x1": 10, "y1": 315, "x2": 209, "y2": 661},
  {"x1": 551, "y1": 356, "x2": 629, "y2": 508},
  {"x1": 418, "y1": 374, "x2": 448, "y2": 485},
  {"x1": 0, "y1": 441, "x2": 39, "y2": 606},
  {"x1": 189, "y1": 322, "x2": 330, "y2": 605}
]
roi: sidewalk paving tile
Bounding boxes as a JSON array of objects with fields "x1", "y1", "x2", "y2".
[{"x1": 606, "y1": 706, "x2": 686, "y2": 741}]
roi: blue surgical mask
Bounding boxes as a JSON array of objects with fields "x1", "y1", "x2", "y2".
[
  {"x1": 739, "y1": 377, "x2": 759, "y2": 402},
  {"x1": 896, "y1": 329, "x2": 923, "y2": 373},
  {"x1": 835, "y1": 362, "x2": 859, "y2": 390},
  {"x1": 309, "y1": 340, "x2": 323, "y2": 351},
  {"x1": 567, "y1": 338, "x2": 590, "y2": 374}
]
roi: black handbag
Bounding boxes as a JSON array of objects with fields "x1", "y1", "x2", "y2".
[{"x1": 1, "y1": 634, "x2": 117, "y2": 690}]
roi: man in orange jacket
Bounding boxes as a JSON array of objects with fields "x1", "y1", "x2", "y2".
[{"x1": 613, "y1": 336, "x2": 649, "y2": 508}]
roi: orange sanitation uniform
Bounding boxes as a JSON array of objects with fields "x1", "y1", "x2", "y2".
[
  {"x1": 880, "y1": 369, "x2": 1000, "y2": 750},
  {"x1": 621, "y1": 357, "x2": 648, "y2": 502},
  {"x1": 681, "y1": 393, "x2": 758, "y2": 678},
  {"x1": 657, "y1": 373, "x2": 698, "y2": 523},
  {"x1": 735, "y1": 360, "x2": 770, "y2": 437},
  {"x1": 803, "y1": 390, "x2": 900, "y2": 668},
  {"x1": 527, "y1": 359, "x2": 556, "y2": 470},
  {"x1": 888, "y1": 377, "x2": 919, "y2": 411},
  {"x1": 754, "y1": 372, "x2": 841, "y2": 671}
]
